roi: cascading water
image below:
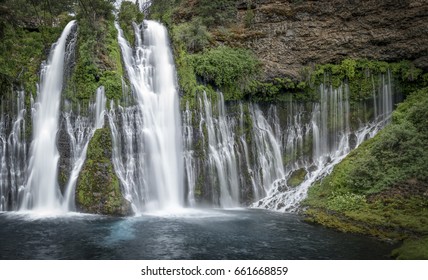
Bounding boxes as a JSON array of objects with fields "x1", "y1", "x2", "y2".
[
  {"x1": 112, "y1": 20, "x2": 184, "y2": 212},
  {"x1": 0, "y1": 91, "x2": 27, "y2": 211},
  {"x1": 183, "y1": 101, "x2": 196, "y2": 207},
  {"x1": 62, "y1": 86, "x2": 107, "y2": 211},
  {"x1": 201, "y1": 91, "x2": 240, "y2": 207},
  {"x1": 250, "y1": 105, "x2": 285, "y2": 198},
  {"x1": 21, "y1": 20, "x2": 77, "y2": 212},
  {"x1": 182, "y1": 74, "x2": 395, "y2": 211},
  {"x1": 254, "y1": 78, "x2": 394, "y2": 211}
]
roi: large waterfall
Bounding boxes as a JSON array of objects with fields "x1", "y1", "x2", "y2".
[
  {"x1": 0, "y1": 4, "x2": 396, "y2": 215},
  {"x1": 20, "y1": 20, "x2": 77, "y2": 211},
  {"x1": 111, "y1": 20, "x2": 184, "y2": 213}
]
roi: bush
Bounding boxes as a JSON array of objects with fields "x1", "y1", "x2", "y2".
[
  {"x1": 191, "y1": 46, "x2": 260, "y2": 98},
  {"x1": 172, "y1": 19, "x2": 211, "y2": 53},
  {"x1": 118, "y1": 1, "x2": 144, "y2": 44}
]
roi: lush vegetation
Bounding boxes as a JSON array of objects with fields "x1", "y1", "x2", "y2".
[
  {"x1": 149, "y1": 0, "x2": 427, "y2": 105},
  {"x1": 191, "y1": 46, "x2": 260, "y2": 100},
  {"x1": 66, "y1": 0, "x2": 124, "y2": 105},
  {"x1": 118, "y1": 1, "x2": 144, "y2": 45},
  {"x1": 303, "y1": 87, "x2": 428, "y2": 258},
  {"x1": 76, "y1": 126, "x2": 131, "y2": 216},
  {"x1": 0, "y1": 0, "x2": 74, "y2": 97}
]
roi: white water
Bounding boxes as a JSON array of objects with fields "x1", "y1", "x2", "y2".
[
  {"x1": 113, "y1": 20, "x2": 184, "y2": 213},
  {"x1": 256, "y1": 78, "x2": 394, "y2": 211},
  {"x1": 183, "y1": 101, "x2": 196, "y2": 207},
  {"x1": 62, "y1": 112, "x2": 92, "y2": 211},
  {"x1": 0, "y1": 91, "x2": 27, "y2": 211},
  {"x1": 21, "y1": 20, "x2": 76, "y2": 212},
  {"x1": 250, "y1": 105, "x2": 285, "y2": 198},
  {"x1": 182, "y1": 75, "x2": 394, "y2": 211},
  {"x1": 94, "y1": 86, "x2": 107, "y2": 129}
]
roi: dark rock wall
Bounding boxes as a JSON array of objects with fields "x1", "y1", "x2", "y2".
[{"x1": 233, "y1": 0, "x2": 428, "y2": 79}]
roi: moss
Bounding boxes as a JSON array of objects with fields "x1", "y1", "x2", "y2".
[
  {"x1": 76, "y1": 126, "x2": 131, "y2": 216},
  {"x1": 118, "y1": 1, "x2": 144, "y2": 45},
  {"x1": 65, "y1": 12, "x2": 124, "y2": 107},
  {"x1": 392, "y1": 236, "x2": 428, "y2": 260},
  {"x1": 287, "y1": 168, "x2": 307, "y2": 188}
]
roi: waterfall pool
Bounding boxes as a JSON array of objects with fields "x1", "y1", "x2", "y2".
[{"x1": 0, "y1": 208, "x2": 395, "y2": 259}]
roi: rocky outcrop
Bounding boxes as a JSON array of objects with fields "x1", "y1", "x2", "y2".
[
  {"x1": 75, "y1": 124, "x2": 131, "y2": 216},
  {"x1": 231, "y1": 0, "x2": 428, "y2": 79}
]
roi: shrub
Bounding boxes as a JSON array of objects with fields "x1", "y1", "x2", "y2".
[{"x1": 191, "y1": 46, "x2": 260, "y2": 98}]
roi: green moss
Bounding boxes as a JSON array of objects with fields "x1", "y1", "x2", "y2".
[
  {"x1": 118, "y1": 1, "x2": 144, "y2": 45},
  {"x1": 287, "y1": 168, "x2": 307, "y2": 188},
  {"x1": 66, "y1": 11, "x2": 124, "y2": 106},
  {"x1": 303, "y1": 87, "x2": 428, "y2": 256},
  {"x1": 392, "y1": 236, "x2": 428, "y2": 260},
  {"x1": 76, "y1": 126, "x2": 131, "y2": 216}
]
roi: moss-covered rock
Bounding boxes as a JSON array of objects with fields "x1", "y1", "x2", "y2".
[
  {"x1": 76, "y1": 125, "x2": 131, "y2": 216},
  {"x1": 392, "y1": 236, "x2": 428, "y2": 260},
  {"x1": 287, "y1": 168, "x2": 307, "y2": 188}
]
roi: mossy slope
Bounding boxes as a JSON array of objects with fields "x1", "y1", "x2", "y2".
[
  {"x1": 303, "y1": 87, "x2": 428, "y2": 259},
  {"x1": 76, "y1": 125, "x2": 131, "y2": 216}
]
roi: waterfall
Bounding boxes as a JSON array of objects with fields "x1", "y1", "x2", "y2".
[
  {"x1": 0, "y1": 91, "x2": 27, "y2": 211},
  {"x1": 200, "y1": 91, "x2": 240, "y2": 207},
  {"x1": 94, "y1": 86, "x2": 107, "y2": 129},
  {"x1": 250, "y1": 105, "x2": 285, "y2": 197},
  {"x1": 254, "y1": 78, "x2": 394, "y2": 212},
  {"x1": 183, "y1": 101, "x2": 196, "y2": 207},
  {"x1": 20, "y1": 20, "x2": 76, "y2": 212},
  {"x1": 113, "y1": 20, "x2": 184, "y2": 213},
  {"x1": 61, "y1": 113, "x2": 92, "y2": 211}
]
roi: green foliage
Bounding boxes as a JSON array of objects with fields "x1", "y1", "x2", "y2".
[
  {"x1": 76, "y1": 0, "x2": 115, "y2": 22},
  {"x1": 67, "y1": 12, "x2": 123, "y2": 105},
  {"x1": 118, "y1": 1, "x2": 144, "y2": 45},
  {"x1": 196, "y1": 0, "x2": 237, "y2": 28},
  {"x1": 191, "y1": 46, "x2": 260, "y2": 100},
  {"x1": 0, "y1": 0, "x2": 74, "y2": 96},
  {"x1": 392, "y1": 237, "x2": 428, "y2": 260},
  {"x1": 304, "y1": 86, "x2": 428, "y2": 248},
  {"x1": 327, "y1": 192, "x2": 367, "y2": 212},
  {"x1": 244, "y1": 8, "x2": 255, "y2": 28},
  {"x1": 172, "y1": 19, "x2": 211, "y2": 53},
  {"x1": 309, "y1": 59, "x2": 426, "y2": 101},
  {"x1": 149, "y1": 0, "x2": 178, "y2": 27}
]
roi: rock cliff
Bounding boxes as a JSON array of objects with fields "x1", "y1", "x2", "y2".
[{"x1": 231, "y1": 0, "x2": 428, "y2": 79}]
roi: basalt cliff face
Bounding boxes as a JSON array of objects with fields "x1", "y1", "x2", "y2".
[{"x1": 231, "y1": 0, "x2": 428, "y2": 79}]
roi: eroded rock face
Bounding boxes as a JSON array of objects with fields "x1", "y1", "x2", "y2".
[{"x1": 233, "y1": 0, "x2": 428, "y2": 79}]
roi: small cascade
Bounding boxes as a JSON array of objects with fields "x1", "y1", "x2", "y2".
[
  {"x1": 200, "y1": 91, "x2": 240, "y2": 207},
  {"x1": 61, "y1": 112, "x2": 92, "y2": 211},
  {"x1": 183, "y1": 101, "x2": 196, "y2": 206},
  {"x1": 0, "y1": 91, "x2": 27, "y2": 211},
  {"x1": 62, "y1": 86, "x2": 107, "y2": 211},
  {"x1": 21, "y1": 20, "x2": 77, "y2": 211},
  {"x1": 255, "y1": 77, "x2": 395, "y2": 212},
  {"x1": 113, "y1": 20, "x2": 184, "y2": 213},
  {"x1": 250, "y1": 105, "x2": 285, "y2": 198},
  {"x1": 94, "y1": 86, "x2": 107, "y2": 129}
]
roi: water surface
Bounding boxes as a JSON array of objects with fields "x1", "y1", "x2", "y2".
[{"x1": 0, "y1": 209, "x2": 395, "y2": 259}]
